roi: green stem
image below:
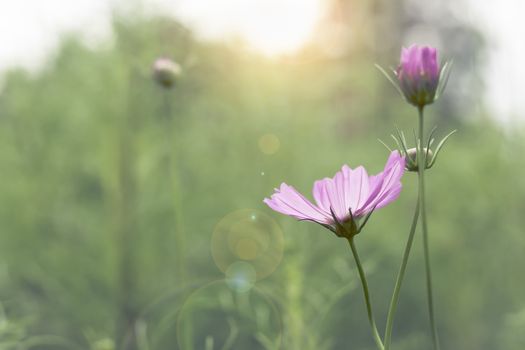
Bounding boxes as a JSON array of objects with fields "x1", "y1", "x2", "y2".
[
  {"x1": 115, "y1": 69, "x2": 140, "y2": 350},
  {"x1": 384, "y1": 198, "x2": 420, "y2": 349},
  {"x1": 417, "y1": 106, "x2": 440, "y2": 350},
  {"x1": 163, "y1": 92, "x2": 192, "y2": 349},
  {"x1": 347, "y1": 237, "x2": 384, "y2": 350},
  {"x1": 163, "y1": 92, "x2": 187, "y2": 287}
]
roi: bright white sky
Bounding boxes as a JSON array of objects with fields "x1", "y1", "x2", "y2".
[
  {"x1": 467, "y1": 0, "x2": 525, "y2": 124},
  {"x1": 0, "y1": 0, "x2": 323, "y2": 68},
  {"x1": 0, "y1": 0, "x2": 523, "y2": 122}
]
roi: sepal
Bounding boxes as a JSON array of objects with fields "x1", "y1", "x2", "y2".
[
  {"x1": 435, "y1": 60, "x2": 453, "y2": 101},
  {"x1": 381, "y1": 127, "x2": 457, "y2": 171}
]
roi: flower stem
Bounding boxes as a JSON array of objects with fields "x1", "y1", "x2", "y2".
[
  {"x1": 347, "y1": 237, "x2": 384, "y2": 350},
  {"x1": 383, "y1": 198, "x2": 420, "y2": 349},
  {"x1": 163, "y1": 91, "x2": 187, "y2": 287},
  {"x1": 163, "y1": 92, "x2": 192, "y2": 349},
  {"x1": 417, "y1": 106, "x2": 440, "y2": 350}
]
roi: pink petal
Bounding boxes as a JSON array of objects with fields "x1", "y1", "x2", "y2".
[
  {"x1": 360, "y1": 151, "x2": 405, "y2": 214},
  {"x1": 264, "y1": 183, "x2": 331, "y2": 224},
  {"x1": 265, "y1": 151, "x2": 405, "y2": 226},
  {"x1": 316, "y1": 176, "x2": 347, "y2": 221},
  {"x1": 345, "y1": 166, "x2": 370, "y2": 214},
  {"x1": 313, "y1": 178, "x2": 332, "y2": 212},
  {"x1": 400, "y1": 46, "x2": 410, "y2": 64},
  {"x1": 421, "y1": 46, "x2": 439, "y2": 80},
  {"x1": 332, "y1": 170, "x2": 348, "y2": 218},
  {"x1": 373, "y1": 183, "x2": 402, "y2": 210},
  {"x1": 313, "y1": 165, "x2": 370, "y2": 220}
]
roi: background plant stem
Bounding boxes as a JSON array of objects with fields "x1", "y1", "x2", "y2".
[
  {"x1": 162, "y1": 91, "x2": 187, "y2": 288},
  {"x1": 162, "y1": 91, "x2": 191, "y2": 349},
  {"x1": 115, "y1": 68, "x2": 140, "y2": 350}
]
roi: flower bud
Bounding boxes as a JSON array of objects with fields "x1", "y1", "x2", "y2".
[
  {"x1": 152, "y1": 57, "x2": 182, "y2": 88},
  {"x1": 396, "y1": 45, "x2": 440, "y2": 107},
  {"x1": 405, "y1": 147, "x2": 433, "y2": 172}
]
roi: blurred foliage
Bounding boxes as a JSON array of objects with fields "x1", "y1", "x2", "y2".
[{"x1": 0, "y1": 1, "x2": 523, "y2": 350}]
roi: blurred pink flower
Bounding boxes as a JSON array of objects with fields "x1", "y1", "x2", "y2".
[
  {"x1": 396, "y1": 45, "x2": 440, "y2": 107},
  {"x1": 264, "y1": 151, "x2": 405, "y2": 237}
]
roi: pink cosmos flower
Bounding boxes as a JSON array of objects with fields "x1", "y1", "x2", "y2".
[
  {"x1": 396, "y1": 45, "x2": 440, "y2": 107},
  {"x1": 264, "y1": 151, "x2": 405, "y2": 238}
]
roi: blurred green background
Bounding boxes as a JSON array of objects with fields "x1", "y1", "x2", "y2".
[{"x1": 0, "y1": 1, "x2": 524, "y2": 349}]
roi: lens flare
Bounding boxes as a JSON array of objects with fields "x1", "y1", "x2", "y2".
[
  {"x1": 212, "y1": 209, "x2": 284, "y2": 280},
  {"x1": 176, "y1": 280, "x2": 282, "y2": 349},
  {"x1": 258, "y1": 134, "x2": 281, "y2": 155},
  {"x1": 225, "y1": 262, "x2": 257, "y2": 292}
]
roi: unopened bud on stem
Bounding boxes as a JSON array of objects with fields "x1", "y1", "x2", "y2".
[
  {"x1": 406, "y1": 147, "x2": 433, "y2": 172},
  {"x1": 152, "y1": 57, "x2": 182, "y2": 88}
]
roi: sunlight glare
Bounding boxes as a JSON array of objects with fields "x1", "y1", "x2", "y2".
[{"x1": 175, "y1": 0, "x2": 324, "y2": 56}]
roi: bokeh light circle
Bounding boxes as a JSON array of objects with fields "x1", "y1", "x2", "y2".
[
  {"x1": 212, "y1": 209, "x2": 284, "y2": 280},
  {"x1": 225, "y1": 261, "x2": 257, "y2": 293},
  {"x1": 176, "y1": 280, "x2": 282, "y2": 350},
  {"x1": 258, "y1": 134, "x2": 281, "y2": 155}
]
